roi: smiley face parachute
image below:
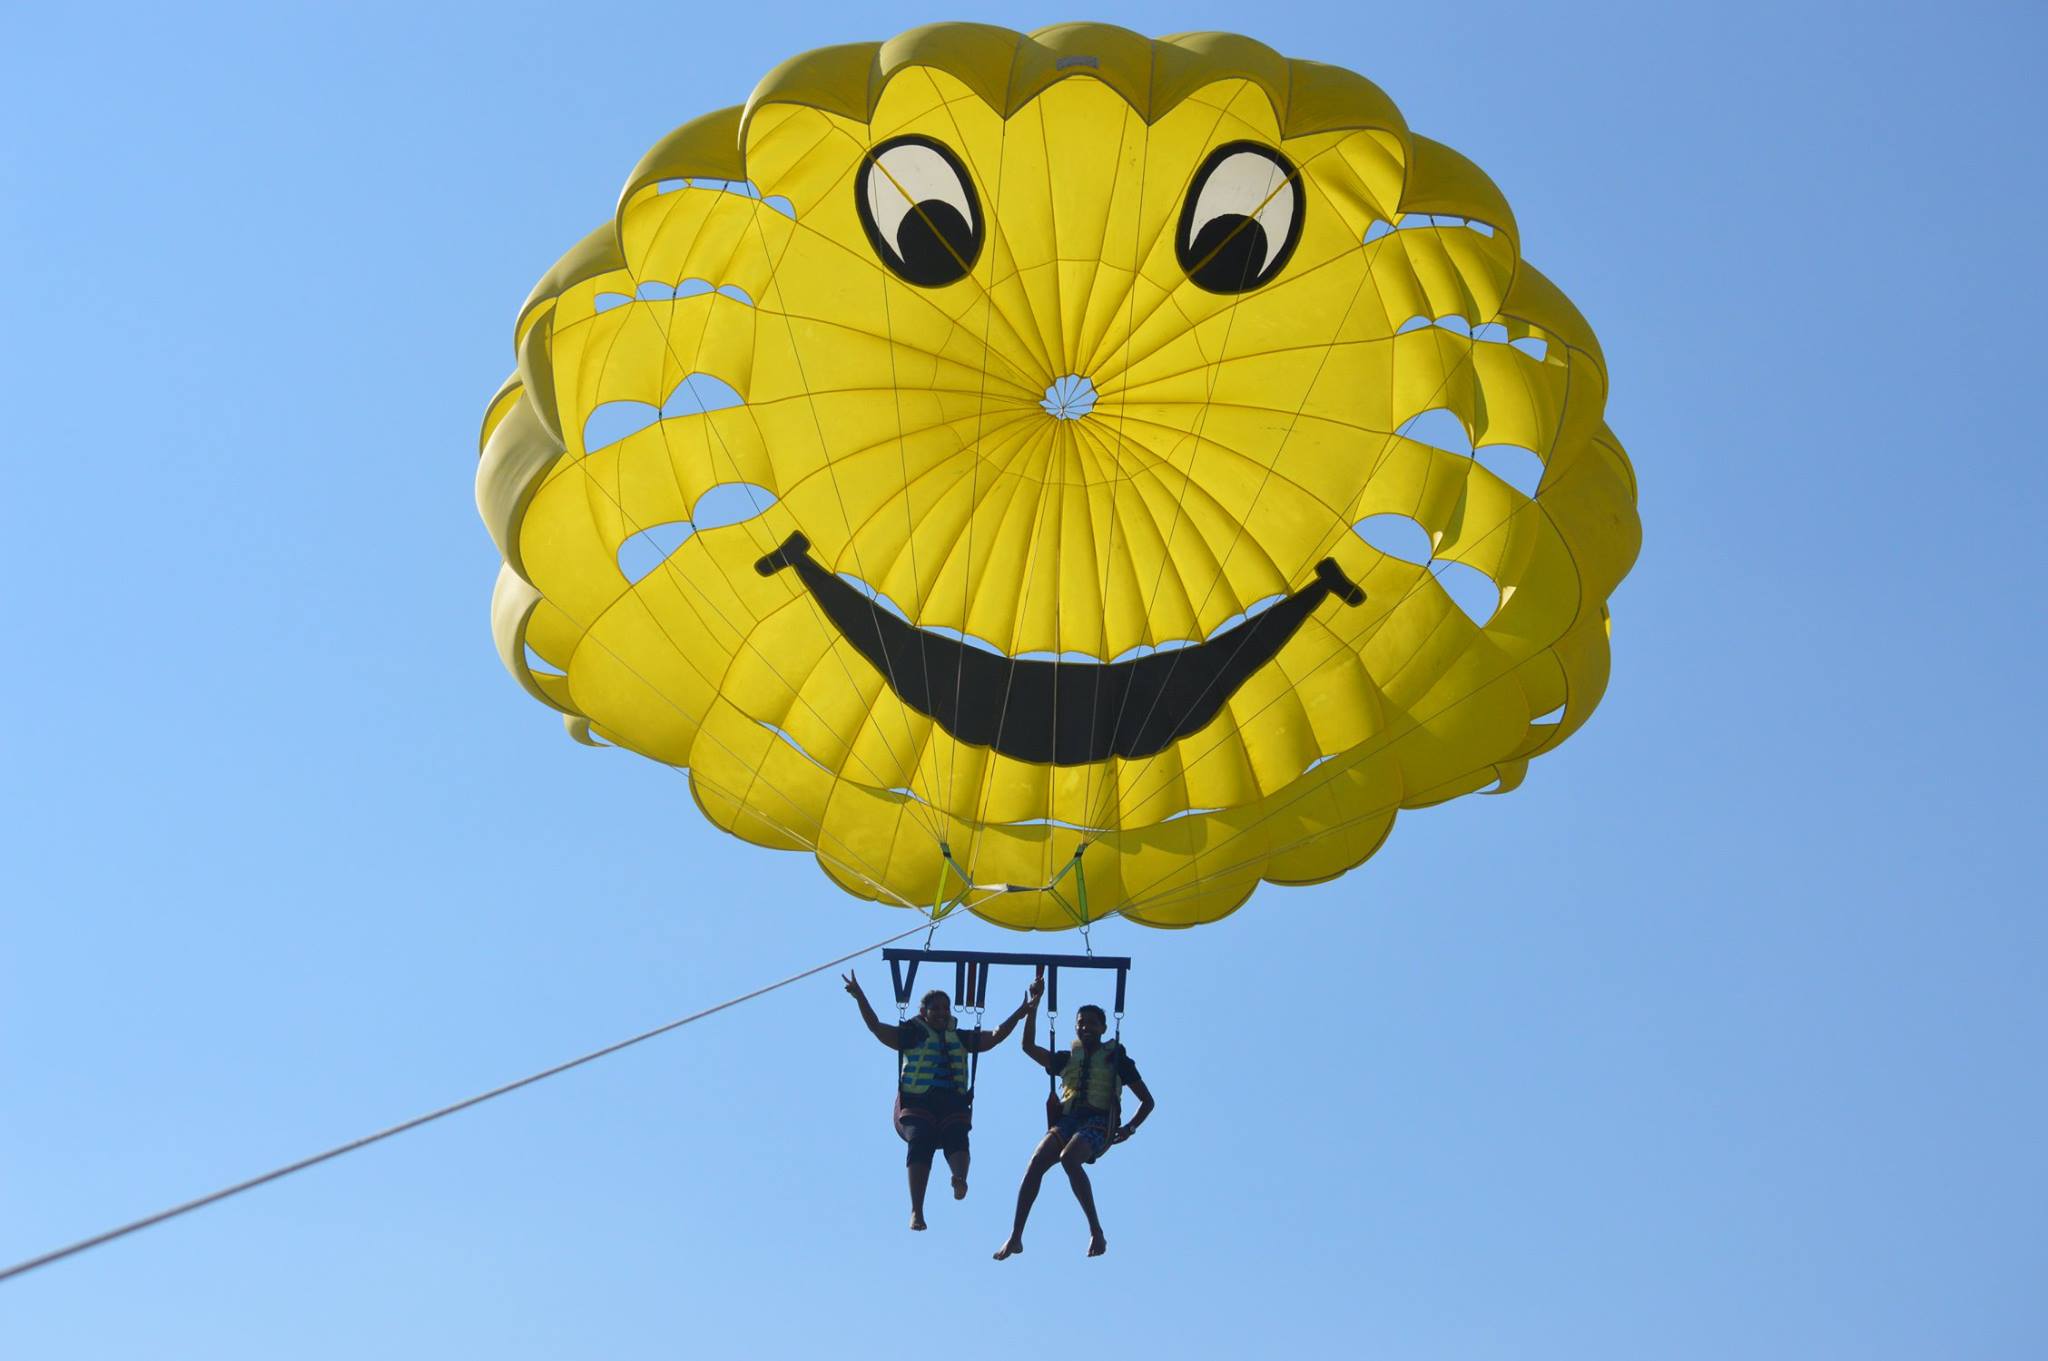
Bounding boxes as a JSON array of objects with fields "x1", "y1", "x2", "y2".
[{"x1": 476, "y1": 23, "x2": 1641, "y2": 931}]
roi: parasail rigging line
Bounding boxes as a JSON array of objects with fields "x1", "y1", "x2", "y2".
[
  {"x1": 1097, "y1": 441, "x2": 1605, "y2": 853},
  {"x1": 0, "y1": 916, "x2": 949, "y2": 1287},
  {"x1": 1076, "y1": 101, "x2": 1157, "y2": 849},
  {"x1": 543, "y1": 259, "x2": 980, "y2": 861},
  {"x1": 1070, "y1": 134, "x2": 1434, "y2": 839},
  {"x1": 1065, "y1": 117, "x2": 1319, "y2": 835},
  {"x1": 929, "y1": 62, "x2": 1020, "y2": 835},
  {"x1": 1090, "y1": 298, "x2": 1598, "y2": 839},
  {"x1": 506, "y1": 515, "x2": 925, "y2": 902},
  {"x1": 706, "y1": 111, "x2": 1038, "y2": 848},
  {"x1": 610, "y1": 234, "x2": 948, "y2": 851},
  {"x1": 1077, "y1": 238, "x2": 1562, "y2": 844},
  {"x1": 958, "y1": 94, "x2": 1240, "y2": 885},
  {"x1": 862, "y1": 68, "x2": 1018, "y2": 832}
]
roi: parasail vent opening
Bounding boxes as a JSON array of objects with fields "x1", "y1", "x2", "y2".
[
  {"x1": 618, "y1": 521, "x2": 695, "y2": 584},
  {"x1": 1041, "y1": 374, "x2": 1098, "y2": 419},
  {"x1": 1435, "y1": 560, "x2": 1501, "y2": 626},
  {"x1": 1475, "y1": 444, "x2": 1545, "y2": 496},
  {"x1": 1365, "y1": 213, "x2": 1496, "y2": 243},
  {"x1": 582, "y1": 373, "x2": 745, "y2": 452},
  {"x1": 617, "y1": 486, "x2": 778, "y2": 583},
  {"x1": 655, "y1": 177, "x2": 796, "y2": 218},
  {"x1": 1352, "y1": 514, "x2": 1432, "y2": 565},
  {"x1": 1396, "y1": 407, "x2": 1473, "y2": 456}
]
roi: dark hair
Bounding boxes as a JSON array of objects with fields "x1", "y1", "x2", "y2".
[
  {"x1": 919, "y1": 989, "x2": 951, "y2": 1011},
  {"x1": 1076, "y1": 1003, "x2": 1107, "y2": 1023}
]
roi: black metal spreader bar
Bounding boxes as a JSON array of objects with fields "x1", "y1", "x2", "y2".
[{"x1": 882, "y1": 948, "x2": 1131, "y2": 1015}]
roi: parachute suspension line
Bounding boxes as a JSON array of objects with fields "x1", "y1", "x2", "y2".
[
  {"x1": 1107, "y1": 470, "x2": 1605, "y2": 921},
  {"x1": 726, "y1": 179, "x2": 952, "y2": 852},
  {"x1": 1102, "y1": 497, "x2": 1600, "y2": 900},
  {"x1": 1077, "y1": 102, "x2": 1156, "y2": 847},
  {"x1": 489, "y1": 506, "x2": 923, "y2": 905},
  {"x1": 545, "y1": 278, "x2": 986, "y2": 888},
  {"x1": 1078, "y1": 189, "x2": 1524, "y2": 859},
  {"x1": 1097, "y1": 419, "x2": 1606, "y2": 838},
  {"x1": 484, "y1": 449, "x2": 931, "y2": 901},
  {"x1": 723, "y1": 126, "x2": 1050, "y2": 848},
  {"x1": 0, "y1": 915, "x2": 950, "y2": 1287},
  {"x1": 547, "y1": 337, "x2": 837, "y2": 774},
  {"x1": 1116, "y1": 790, "x2": 1409, "y2": 920},
  {"x1": 870, "y1": 96, "x2": 949, "y2": 841},
  {"x1": 940, "y1": 64, "x2": 1020, "y2": 839},
  {"x1": 1067, "y1": 99, "x2": 1281, "y2": 843},
  {"x1": 1033, "y1": 845, "x2": 1091, "y2": 940},
  {"x1": 1075, "y1": 136, "x2": 1395, "y2": 847},
  {"x1": 556, "y1": 461, "x2": 936, "y2": 847},
  {"x1": 576, "y1": 256, "x2": 945, "y2": 852},
  {"x1": 924, "y1": 843, "x2": 976, "y2": 949},
  {"x1": 962, "y1": 95, "x2": 1212, "y2": 900},
  {"x1": 1073, "y1": 852, "x2": 1094, "y2": 955}
]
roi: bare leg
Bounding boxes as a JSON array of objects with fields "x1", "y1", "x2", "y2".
[
  {"x1": 1059, "y1": 1138, "x2": 1107, "y2": 1256},
  {"x1": 945, "y1": 1147, "x2": 970, "y2": 1199},
  {"x1": 907, "y1": 1158, "x2": 931, "y2": 1230},
  {"x1": 993, "y1": 1133, "x2": 1064, "y2": 1260}
]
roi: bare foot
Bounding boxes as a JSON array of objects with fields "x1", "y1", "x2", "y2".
[
  {"x1": 993, "y1": 1236, "x2": 1024, "y2": 1261},
  {"x1": 910, "y1": 1212, "x2": 927, "y2": 1231},
  {"x1": 1087, "y1": 1231, "x2": 1107, "y2": 1257},
  {"x1": 951, "y1": 1173, "x2": 968, "y2": 1200}
]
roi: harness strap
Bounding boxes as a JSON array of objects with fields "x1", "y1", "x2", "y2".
[{"x1": 965, "y1": 961, "x2": 990, "y2": 1092}]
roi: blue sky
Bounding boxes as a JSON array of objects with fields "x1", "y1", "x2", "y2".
[{"x1": 3, "y1": 2, "x2": 2043, "y2": 1356}]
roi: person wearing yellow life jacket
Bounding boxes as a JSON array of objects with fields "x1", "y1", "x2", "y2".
[
  {"x1": 844, "y1": 971, "x2": 1042, "y2": 1231},
  {"x1": 993, "y1": 997, "x2": 1155, "y2": 1260}
]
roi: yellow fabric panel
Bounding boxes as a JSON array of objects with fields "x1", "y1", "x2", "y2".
[
  {"x1": 517, "y1": 225, "x2": 624, "y2": 345},
  {"x1": 1399, "y1": 135, "x2": 1518, "y2": 244},
  {"x1": 618, "y1": 106, "x2": 748, "y2": 208},
  {"x1": 479, "y1": 374, "x2": 523, "y2": 447},
  {"x1": 521, "y1": 598, "x2": 583, "y2": 676},
  {"x1": 615, "y1": 193, "x2": 791, "y2": 312},
  {"x1": 515, "y1": 309, "x2": 564, "y2": 446},
  {"x1": 489, "y1": 563, "x2": 557, "y2": 711},
  {"x1": 476, "y1": 390, "x2": 565, "y2": 577},
  {"x1": 566, "y1": 592, "x2": 710, "y2": 767},
  {"x1": 477, "y1": 24, "x2": 1641, "y2": 929}
]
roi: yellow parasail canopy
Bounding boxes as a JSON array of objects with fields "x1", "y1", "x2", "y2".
[{"x1": 476, "y1": 22, "x2": 1641, "y2": 931}]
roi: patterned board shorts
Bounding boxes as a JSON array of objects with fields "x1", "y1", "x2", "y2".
[{"x1": 1051, "y1": 1108, "x2": 1112, "y2": 1162}]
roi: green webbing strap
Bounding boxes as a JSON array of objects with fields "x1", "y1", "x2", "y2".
[{"x1": 1042, "y1": 847, "x2": 1091, "y2": 934}]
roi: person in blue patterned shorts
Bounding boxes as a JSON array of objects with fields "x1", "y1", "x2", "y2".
[{"x1": 994, "y1": 997, "x2": 1155, "y2": 1259}]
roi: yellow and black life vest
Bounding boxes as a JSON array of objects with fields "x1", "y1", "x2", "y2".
[
  {"x1": 1059, "y1": 1039, "x2": 1124, "y2": 1115},
  {"x1": 899, "y1": 1020, "x2": 971, "y2": 1094}
]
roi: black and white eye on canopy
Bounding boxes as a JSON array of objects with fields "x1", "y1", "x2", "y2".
[
  {"x1": 855, "y1": 135, "x2": 984, "y2": 287},
  {"x1": 1176, "y1": 142, "x2": 1305, "y2": 294}
]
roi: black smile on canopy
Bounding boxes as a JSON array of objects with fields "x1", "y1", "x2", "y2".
[{"x1": 755, "y1": 532, "x2": 1365, "y2": 766}]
